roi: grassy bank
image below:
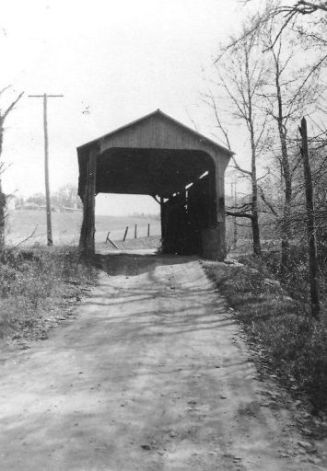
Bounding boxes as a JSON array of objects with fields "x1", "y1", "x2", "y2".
[
  {"x1": 0, "y1": 247, "x2": 97, "y2": 347},
  {"x1": 204, "y1": 257, "x2": 327, "y2": 416}
]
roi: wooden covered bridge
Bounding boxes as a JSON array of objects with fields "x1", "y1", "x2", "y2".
[{"x1": 77, "y1": 110, "x2": 232, "y2": 260}]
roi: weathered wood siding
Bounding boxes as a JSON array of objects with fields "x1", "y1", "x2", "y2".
[{"x1": 99, "y1": 113, "x2": 228, "y2": 169}]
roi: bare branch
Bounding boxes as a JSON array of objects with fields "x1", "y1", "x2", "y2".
[
  {"x1": 185, "y1": 108, "x2": 200, "y2": 132},
  {"x1": 203, "y1": 91, "x2": 232, "y2": 150},
  {"x1": 14, "y1": 225, "x2": 38, "y2": 248},
  {"x1": 259, "y1": 186, "x2": 279, "y2": 217},
  {"x1": 227, "y1": 202, "x2": 253, "y2": 211},
  {"x1": 286, "y1": 53, "x2": 327, "y2": 114},
  {"x1": 226, "y1": 210, "x2": 253, "y2": 219},
  {"x1": 257, "y1": 169, "x2": 271, "y2": 181},
  {"x1": 202, "y1": 90, "x2": 252, "y2": 176},
  {"x1": 226, "y1": 1, "x2": 327, "y2": 52},
  {"x1": 2, "y1": 91, "x2": 24, "y2": 121},
  {"x1": 0, "y1": 85, "x2": 11, "y2": 97},
  {"x1": 231, "y1": 155, "x2": 252, "y2": 176}
]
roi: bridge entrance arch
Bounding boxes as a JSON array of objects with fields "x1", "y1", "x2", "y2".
[{"x1": 77, "y1": 110, "x2": 232, "y2": 260}]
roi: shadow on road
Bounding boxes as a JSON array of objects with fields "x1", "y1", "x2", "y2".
[{"x1": 94, "y1": 253, "x2": 196, "y2": 277}]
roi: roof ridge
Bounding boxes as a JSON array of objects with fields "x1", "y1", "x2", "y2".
[{"x1": 77, "y1": 109, "x2": 233, "y2": 156}]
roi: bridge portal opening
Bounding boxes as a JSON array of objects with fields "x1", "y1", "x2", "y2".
[{"x1": 77, "y1": 110, "x2": 232, "y2": 260}]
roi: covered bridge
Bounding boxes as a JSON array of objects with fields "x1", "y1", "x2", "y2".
[{"x1": 77, "y1": 110, "x2": 232, "y2": 259}]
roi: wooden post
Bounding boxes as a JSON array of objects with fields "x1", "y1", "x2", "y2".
[
  {"x1": 43, "y1": 94, "x2": 53, "y2": 246},
  {"x1": 79, "y1": 147, "x2": 97, "y2": 255},
  {"x1": 105, "y1": 232, "x2": 110, "y2": 243},
  {"x1": 300, "y1": 117, "x2": 320, "y2": 318},
  {"x1": 147, "y1": 223, "x2": 150, "y2": 237},
  {"x1": 123, "y1": 226, "x2": 128, "y2": 241},
  {"x1": 160, "y1": 197, "x2": 166, "y2": 252},
  {"x1": 28, "y1": 93, "x2": 63, "y2": 246},
  {"x1": 106, "y1": 235, "x2": 119, "y2": 250},
  {"x1": 134, "y1": 224, "x2": 138, "y2": 239}
]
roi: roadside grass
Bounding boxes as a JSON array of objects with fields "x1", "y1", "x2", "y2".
[
  {"x1": 204, "y1": 257, "x2": 327, "y2": 415},
  {"x1": 0, "y1": 247, "x2": 97, "y2": 345}
]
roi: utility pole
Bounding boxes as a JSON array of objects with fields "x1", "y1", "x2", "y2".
[
  {"x1": 29, "y1": 93, "x2": 63, "y2": 246},
  {"x1": 233, "y1": 181, "x2": 238, "y2": 250},
  {"x1": 299, "y1": 117, "x2": 320, "y2": 319}
]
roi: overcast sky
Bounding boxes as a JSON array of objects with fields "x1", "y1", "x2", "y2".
[{"x1": 1, "y1": 0, "x2": 255, "y2": 214}]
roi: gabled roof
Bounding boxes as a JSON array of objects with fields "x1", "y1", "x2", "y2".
[{"x1": 77, "y1": 109, "x2": 233, "y2": 156}]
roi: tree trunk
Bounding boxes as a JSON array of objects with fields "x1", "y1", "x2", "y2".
[
  {"x1": 300, "y1": 117, "x2": 320, "y2": 318},
  {"x1": 279, "y1": 131, "x2": 292, "y2": 274},
  {"x1": 0, "y1": 179, "x2": 5, "y2": 251},
  {"x1": 246, "y1": 47, "x2": 262, "y2": 257},
  {"x1": 249, "y1": 115, "x2": 261, "y2": 255},
  {"x1": 251, "y1": 161, "x2": 261, "y2": 256},
  {"x1": 251, "y1": 206, "x2": 261, "y2": 255},
  {"x1": 0, "y1": 123, "x2": 5, "y2": 251},
  {"x1": 274, "y1": 57, "x2": 292, "y2": 273},
  {"x1": 0, "y1": 94, "x2": 23, "y2": 251}
]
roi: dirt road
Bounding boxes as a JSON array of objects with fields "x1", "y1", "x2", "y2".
[{"x1": 0, "y1": 255, "x2": 322, "y2": 470}]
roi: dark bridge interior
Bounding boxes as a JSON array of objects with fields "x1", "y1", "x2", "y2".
[{"x1": 80, "y1": 148, "x2": 214, "y2": 197}]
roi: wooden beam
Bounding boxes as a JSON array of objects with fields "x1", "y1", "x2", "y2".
[{"x1": 79, "y1": 147, "x2": 97, "y2": 255}]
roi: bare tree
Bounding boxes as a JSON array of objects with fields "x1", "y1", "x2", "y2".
[
  {"x1": 207, "y1": 33, "x2": 270, "y2": 255},
  {"x1": 52, "y1": 184, "x2": 82, "y2": 209},
  {"x1": 266, "y1": 35, "x2": 293, "y2": 271},
  {"x1": 0, "y1": 88, "x2": 24, "y2": 250},
  {"x1": 256, "y1": 21, "x2": 326, "y2": 271},
  {"x1": 239, "y1": 1, "x2": 327, "y2": 48}
]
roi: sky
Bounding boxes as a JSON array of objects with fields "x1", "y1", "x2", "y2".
[{"x1": 0, "y1": 0, "x2": 255, "y2": 215}]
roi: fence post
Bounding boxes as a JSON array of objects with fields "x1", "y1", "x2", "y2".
[
  {"x1": 147, "y1": 223, "x2": 150, "y2": 237},
  {"x1": 134, "y1": 224, "x2": 138, "y2": 239},
  {"x1": 123, "y1": 226, "x2": 128, "y2": 241}
]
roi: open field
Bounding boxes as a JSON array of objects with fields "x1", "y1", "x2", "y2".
[{"x1": 6, "y1": 210, "x2": 161, "y2": 247}]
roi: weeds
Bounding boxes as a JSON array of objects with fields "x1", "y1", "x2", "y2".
[
  {"x1": 0, "y1": 247, "x2": 97, "y2": 342},
  {"x1": 204, "y1": 258, "x2": 327, "y2": 414}
]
